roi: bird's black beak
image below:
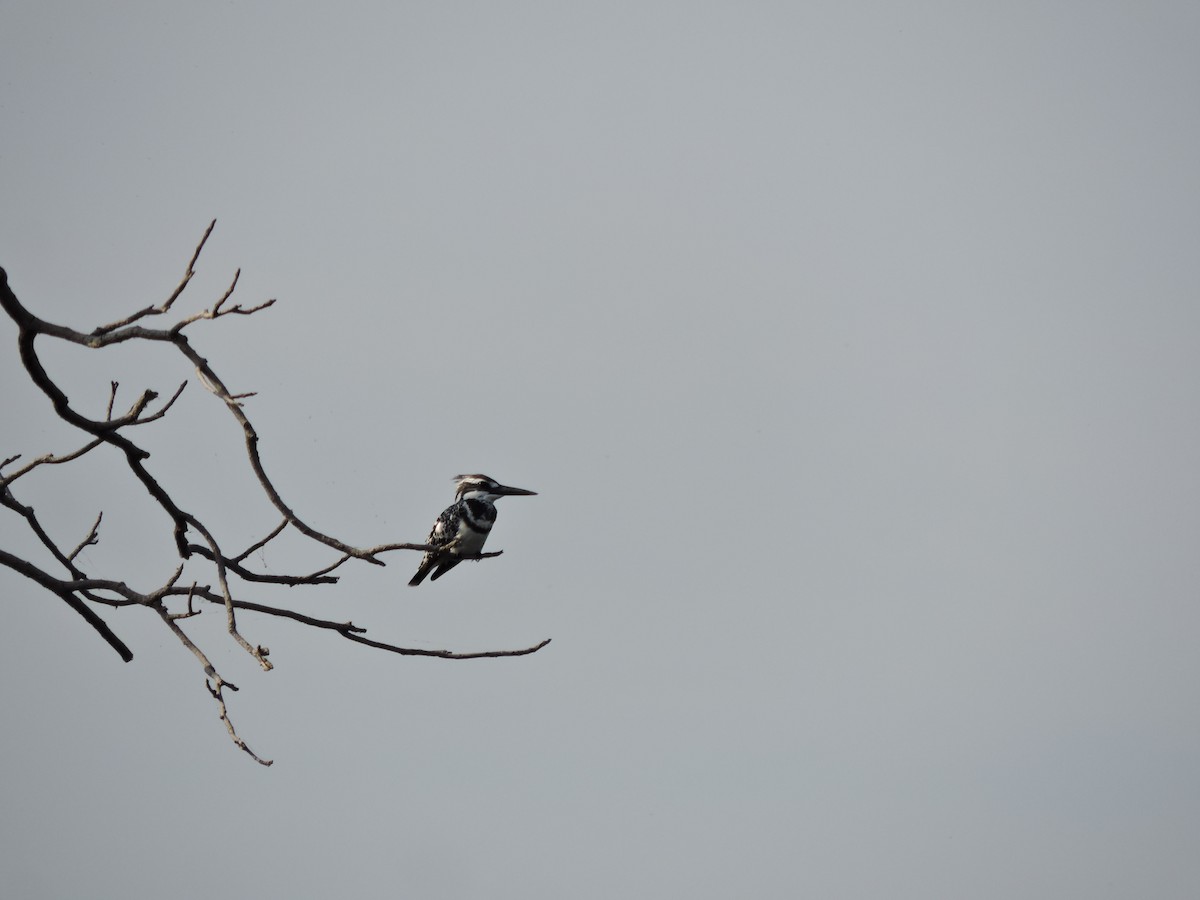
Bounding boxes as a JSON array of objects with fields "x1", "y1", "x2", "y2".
[{"x1": 494, "y1": 483, "x2": 537, "y2": 497}]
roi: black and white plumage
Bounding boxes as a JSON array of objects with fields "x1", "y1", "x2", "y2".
[{"x1": 408, "y1": 474, "x2": 537, "y2": 586}]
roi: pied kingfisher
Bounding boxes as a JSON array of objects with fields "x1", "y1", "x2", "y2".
[{"x1": 408, "y1": 474, "x2": 537, "y2": 586}]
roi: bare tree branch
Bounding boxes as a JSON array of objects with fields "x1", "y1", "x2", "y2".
[
  {"x1": 0, "y1": 547, "x2": 133, "y2": 662},
  {"x1": 153, "y1": 603, "x2": 272, "y2": 766},
  {"x1": 67, "y1": 512, "x2": 103, "y2": 562},
  {"x1": 185, "y1": 512, "x2": 273, "y2": 672},
  {"x1": 1, "y1": 438, "x2": 105, "y2": 485},
  {"x1": 91, "y1": 219, "x2": 216, "y2": 335},
  {"x1": 342, "y1": 634, "x2": 552, "y2": 659},
  {"x1": 0, "y1": 481, "x2": 89, "y2": 577},
  {"x1": 232, "y1": 517, "x2": 288, "y2": 564},
  {"x1": 0, "y1": 225, "x2": 549, "y2": 764}
]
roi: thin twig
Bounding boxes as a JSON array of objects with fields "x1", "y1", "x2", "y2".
[
  {"x1": 153, "y1": 603, "x2": 271, "y2": 765},
  {"x1": 125, "y1": 381, "x2": 188, "y2": 426},
  {"x1": 186, "y1": 543, "x2": 340, "y2": 585},
  {"x1": 342, "y1": 633, "x2": 552, "y2": 659},
  {"x1": 232, "y1": 518, "x2": 289, "y2": 564},
  {"x1": 185, "y1": 514, "x2": 272, "y2": 672},
  {"x1": 90, "y1": 220, "x2": 216, "y2": 335},
  {"x1": 67, "y1": 512, "x2": 103, "y2": 562},
  {"x1": 0, "y1": 437, "x2": 104, "y2": 486},
  {"x1": 168, "y1": 581, "x2": 201, "y2": 620},
  {"x1": 169, "y1": 585, "x2": 550, "y2": 660}
]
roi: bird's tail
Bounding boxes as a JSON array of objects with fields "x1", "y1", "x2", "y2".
[
  {"x1": 408, "y1": 555, "x2": 436, "y2": 587},
  {"x1": 429, "y1": 558, "x2": 462, "y2": 581}
]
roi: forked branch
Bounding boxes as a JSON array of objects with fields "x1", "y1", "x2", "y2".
[{"x1": 0, "y1": 225, "x2": 549, "y2": 764}]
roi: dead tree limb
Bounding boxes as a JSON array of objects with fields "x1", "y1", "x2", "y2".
[{"x1": 0, "y1": 223, "x2": 549, "y2": 766}]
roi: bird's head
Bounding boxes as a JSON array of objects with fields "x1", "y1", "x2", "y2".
[{"x1": 452, "y1": 473, "x2": 538, "y2": 503}]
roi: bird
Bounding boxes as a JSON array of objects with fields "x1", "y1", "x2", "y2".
[{"x1": 408, "y1": 473, "x2": 537, "y2": 586}]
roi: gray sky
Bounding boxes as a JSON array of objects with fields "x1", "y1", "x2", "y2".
[{"x1": 3, "y1": 2, "x2": 1199, "y2": 897}]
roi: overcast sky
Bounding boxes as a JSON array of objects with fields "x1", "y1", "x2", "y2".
[{"x1": 3, "y1": 3, "x2": 1199, "y2": 898}]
